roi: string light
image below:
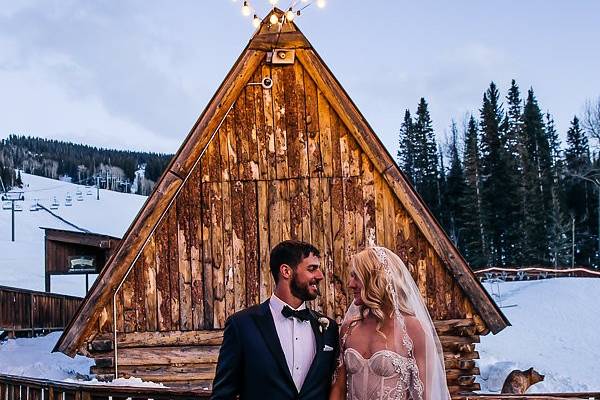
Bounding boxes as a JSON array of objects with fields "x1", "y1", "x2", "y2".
[
  {"x1": 235, "y1": 0, "x2": 327, "y2": 27},
  {"x1": 285, "y1": 7, "x2": 295, "y2": 21},
  {"x1": 253, "y1": 14, "x2": 261, "y2": 28},
  {"x1": 241, "y1": 1, "x2": 251, "y2": 16}
]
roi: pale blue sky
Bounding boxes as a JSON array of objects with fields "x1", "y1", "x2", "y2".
[{"x1": 0, "y1": 1, "x2": 599, "y2": 155}]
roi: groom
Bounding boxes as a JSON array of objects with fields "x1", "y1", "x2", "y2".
[{"x1": 211, "y1": 240, "x2": 339, "y2": 400}]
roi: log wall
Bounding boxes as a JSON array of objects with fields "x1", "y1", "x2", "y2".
[{"x1": 83, "y1": 59, "x2": 486, "y2": 394}]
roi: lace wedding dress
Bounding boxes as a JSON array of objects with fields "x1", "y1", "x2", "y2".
[
  {"x1": 335, "y1": 247, "x2": 451, "y2": 400},
  {"x1": 344, "y1": 347, "x2": 423, "y2": 400}
]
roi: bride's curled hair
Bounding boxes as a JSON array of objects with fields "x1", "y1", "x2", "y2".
[{"x1": 350, "y1": 247, "x2": 416, "y2": 332}]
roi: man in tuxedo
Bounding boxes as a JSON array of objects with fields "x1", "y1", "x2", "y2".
[{"x1": 211, "y1": 240, "x2": 339, "y2": 400}]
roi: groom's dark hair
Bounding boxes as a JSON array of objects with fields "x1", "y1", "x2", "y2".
[{"x1": 270, "y1": 240, "x2": 320, "y2": 284}]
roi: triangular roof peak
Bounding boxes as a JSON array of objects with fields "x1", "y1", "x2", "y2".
[
  {"x1": 55, "y1": 14, "x2": 508, "y2": 357},
  {"x1": 248, "y1": 7, "x2": 312, "y2": 51}
]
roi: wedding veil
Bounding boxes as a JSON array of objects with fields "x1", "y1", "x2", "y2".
[{"x1": 340, "y1": 246, "x2": 451, "y2": 400}]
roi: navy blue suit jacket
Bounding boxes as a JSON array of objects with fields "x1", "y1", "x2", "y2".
[{"x1": 211, "y1": 299, "x2": 339, "y2": 400}]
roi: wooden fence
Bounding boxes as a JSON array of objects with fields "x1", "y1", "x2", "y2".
[
  {"x1": 0, "y1": 374, "x2": 598, "y2": 400},
  {"x1": 0, "y1": 286, "x2": 82, "y2": 337},
  {"x1": 0, "y1": 374, "x2": 210, "y2": 400},
  {"x1": 475, "y1": 267, "x2": 600, "y2": 282}
]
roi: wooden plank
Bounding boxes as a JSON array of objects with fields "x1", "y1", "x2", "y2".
[
  {"x1": 308, "y1": 177, "x2": 324, "y2": 313},
  {"x1": 272, "y1": 66, "x2": 288, "y2": 179},
  {"x1": 252, "y1": 67, "x2": 269, "y2": 180},
  {"x1": 303, "y1": 69, "x2": 322, "y2": 177},
  {"x1": 248, "y1": 31, "x2": 311, "y2": 51},
  {"x1": 330, "y1": 112, "x2": 343, "y2": 178},
  {"x1": 211, "y1": 181, "x2": 225, "y2": 329},
  {"x1": 231, "y1": 181, "x2": 246, "y2": 311},
  {"x1": 330, "y1": 177, "x2": 346, "y2": 323},
  {"x1": 167, "y1": 206, "x2": 181, "y2": 331},
  {"x1": 321, "y1": 178, "x2": 334, "y2": 316},
  {"x1": 257, "y1": 181, "x2": 272, "y2": 302},
  {"x1": 243, "y1": 181, "x2": 259, "y2": 306},
  {"x1": 280, "y1": 180, "x2": 291, "y2": 241},
  {"x1": 362, "y1": 153, "x2": 377, "y2": 247},
  {"x1": 293, "y1": 61, "x2": 309, "y2": 177},
  {"x1": 94, "y1": 330, "x2": 223, "y2": 348},
  {"x1": 317, "y1": 89, "x2": 333, "y2": 177},
  {"x1": 283, "y1": 64, "x2": 302, "y2": 179},
  {"x1": 200, "y1": 179, "x2": 214, "y2": 329},
  {"x1": 261, "y1": 64, "x2": 277, "y2": 181},
  {"x1": 189, "y1": 168, "x2": 204, "y2": 330},
  {"x1": 245, "y1": 82, "x2": 260, "y2": 181},
  {"x1": 221, "y1": 182, "x2": 235, "y2": 319},
  {"x1": 120, "y1": 263, "x2": 136, "y2": 333},
  {"x1": 234, "y1": 88, "x2": 248, "y2": 181},
  {"x1": 289, "y1": 179, "x2": 302, "y2": 241},
  {"x1": 114, "y1": 278, "x2": 125, "y2": 334},
  {"x1": 142, "y1": 238, "x2": 157, "y2": 332},
  {"x1": 268, "y1": 179, "x2": 282, "y2": 251},
  {"x1": 109, "y1": 346, "x2": 220, "y2": 366},
  {"x1": 176, "y1": 184, "x2": 193, "y2": 332}
]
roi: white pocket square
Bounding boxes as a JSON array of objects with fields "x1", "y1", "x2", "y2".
[{"x1": 323, "y1": 345, "x2": 334, "y2": 352}]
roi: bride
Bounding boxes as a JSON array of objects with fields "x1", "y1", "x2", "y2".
[{"x1": 329, "y1": 247, "x2": 451, "y2": 400}]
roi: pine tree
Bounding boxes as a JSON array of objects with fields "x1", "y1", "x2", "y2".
[
  {"x1": 462, "y1": 115, "x2": 487, "y2": 266},
  {"x1": 397, "y1": 110, "x2": 415, "y2": 183},
  {"x1": 413, "y1": 98, "x2": 440, "y2": 217},
  {"x1": 546, "y1": 112, "x2": 570, "y2": 266},
  {"x1": 445, "y1": 121, "x2": 467, "y2": 248},
  {"x1": 564, "y1": 116, "x2": 594, "y2": 266},
  {"x1": 520, "y1": 88, "x2": 553, "y2": 264}
]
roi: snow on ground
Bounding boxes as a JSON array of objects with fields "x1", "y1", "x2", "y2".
[
  {"x1": 0, "y1": 173, "x2": 146, "y2": 296},
  {"x1": 477, "y1": 278, "x2": 600, "y2": 393},
  {"x1": 0, "y1": 332, "x2": 93, "y2": 380},
  {"x1": 0, "y1": 332, "x2": 164, "y2": 387}
]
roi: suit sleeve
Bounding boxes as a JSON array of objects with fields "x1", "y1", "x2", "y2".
[{"x1": 211, "y1": 316, "x2": 243, "y2": 400}]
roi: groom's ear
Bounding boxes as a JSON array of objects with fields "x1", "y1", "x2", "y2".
[{"x1": 279, "y1": 263, "x2": 293, "y2": 280}]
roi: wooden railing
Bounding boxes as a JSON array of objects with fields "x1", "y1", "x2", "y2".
[
  {"x1": 0, "y1": 374, "x2": 598, "y2": 400},
  {"x1": 0, "y1": 286, "x2": 82, "y2": 337},
  {"x1": 0, "y1": 374, "x2": 210, "y2": 400}
]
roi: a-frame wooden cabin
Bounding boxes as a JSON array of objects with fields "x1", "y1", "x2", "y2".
[{"x1": 55, "y1": 10, "x2": 508, "y2": 395}]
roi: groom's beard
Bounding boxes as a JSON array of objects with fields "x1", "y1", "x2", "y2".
[{"x1": 290, "y1": 272, "x2": 320, "y2": 301}]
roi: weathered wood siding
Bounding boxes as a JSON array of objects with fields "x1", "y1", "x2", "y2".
[{"x1": 87, "y1": 59, "x2": 484, "y2": 392}]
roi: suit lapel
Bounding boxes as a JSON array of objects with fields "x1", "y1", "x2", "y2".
[
  {"x1": 252, "y1": 300, "x2": 297, "y2": 391},
  {"x1": 300, "y1": 310, "x2": 325, "y2": 394}
]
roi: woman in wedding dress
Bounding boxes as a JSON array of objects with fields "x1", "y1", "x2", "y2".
[{"x1": 329, "y1": 247, "x2": 451, "y2": 400}]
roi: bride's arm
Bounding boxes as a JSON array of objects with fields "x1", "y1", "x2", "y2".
[
  {"x1": 406, "y1": 316, "x2": 427, "y2": 400},
  {"x1": 329, "y1": 323, "x2": 348, "y2": 400}
]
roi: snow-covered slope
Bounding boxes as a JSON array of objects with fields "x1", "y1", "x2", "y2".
[
  {"x1": 0, "y1": 173, "x2": 146, "y2": 296},
  {"x1": 477, "y1": 278, "x2": 600, "y2": 393}
]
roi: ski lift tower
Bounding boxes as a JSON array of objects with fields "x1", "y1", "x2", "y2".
[{"x1": 2, "y1": 190, "x2": 25, "y2": 242}]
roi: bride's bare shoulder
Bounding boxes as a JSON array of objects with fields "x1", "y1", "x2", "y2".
[{"x1": 401, "y1": 314, "x2": 425, "y2": 335}]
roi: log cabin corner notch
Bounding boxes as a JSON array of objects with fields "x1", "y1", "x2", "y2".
[{"x1": 54, "y1": 8, "x2": 509, "y2": 394}]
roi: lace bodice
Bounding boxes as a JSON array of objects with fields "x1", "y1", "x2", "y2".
[{"x1": 344, "y1": 348, "x2": 423, "y2": 400}]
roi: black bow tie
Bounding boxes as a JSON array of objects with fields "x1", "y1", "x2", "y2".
[{"x1": 281, "y1": 305, "x2": 312, "y2": 322}]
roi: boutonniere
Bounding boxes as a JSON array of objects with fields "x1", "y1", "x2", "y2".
[{"x1": 317, "y1": 317, "x2": 330, "y2": 333}]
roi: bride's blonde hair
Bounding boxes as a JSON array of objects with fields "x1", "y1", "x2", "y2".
[{"x1": 350, "y1": 247, "x2": 415, "y2": 332}]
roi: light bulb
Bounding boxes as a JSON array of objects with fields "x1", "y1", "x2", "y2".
[
  {"x1": 269, "y1": 0, "x2": 278, "y2": 5},
  {"x1": 269, "y1": 13, "x2": 279, "y2": 25},
  {"x1": 252, "y1": 14, "x2": 261, "y2": 28},
  {"x1": 316, "y1": 0, "x2": 326, "y2": 8},
  {"x1": 285, "y1": 8, "x2": 295, "y2": 21},
  {"x1": 241, "y1": 1, "x2": 251, "y2": 16}
]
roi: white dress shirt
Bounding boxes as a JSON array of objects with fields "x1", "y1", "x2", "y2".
[{"x1": 269, "y1": 293, "x2": 317, "y2": 392}]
